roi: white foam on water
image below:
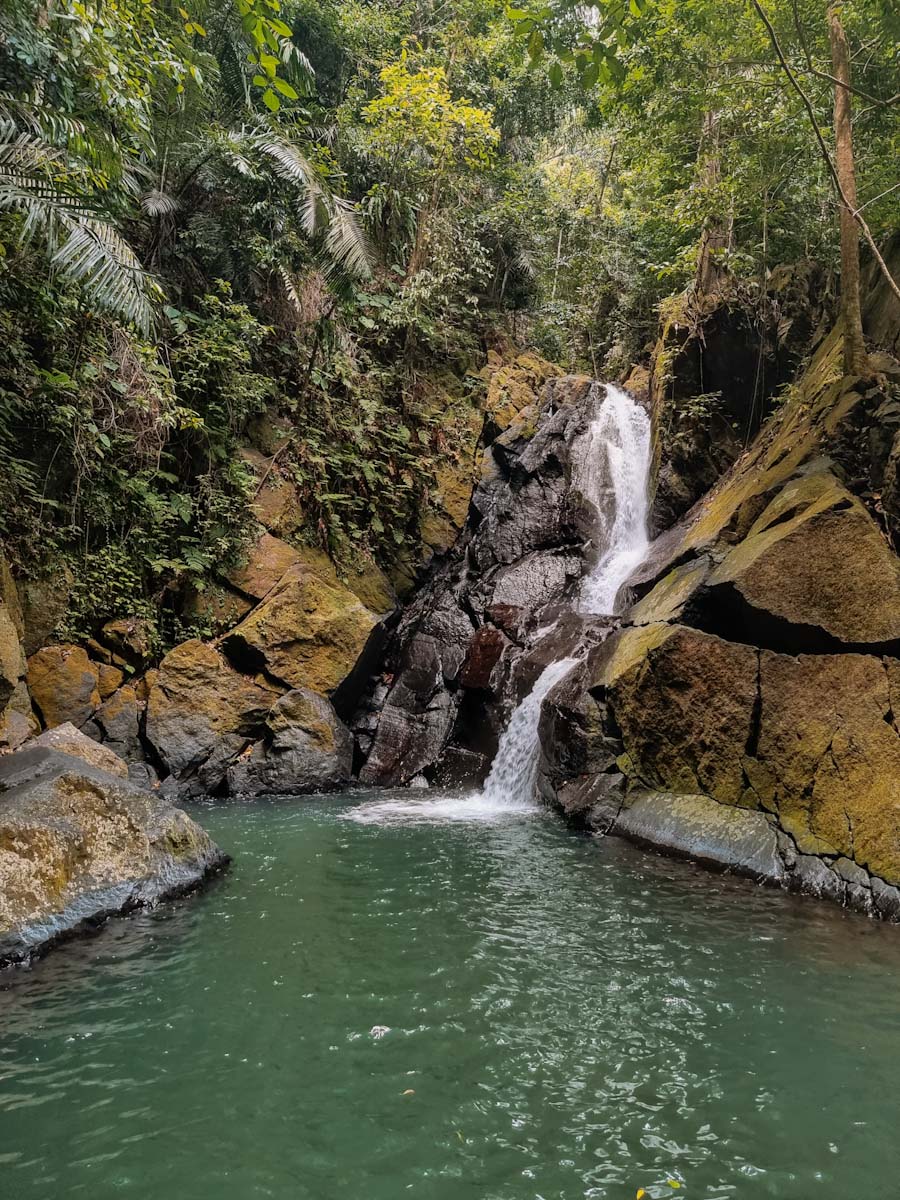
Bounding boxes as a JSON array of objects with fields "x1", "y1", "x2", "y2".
[{"x1": 347, "y1": 659, "x2": 579, "y2": 825}]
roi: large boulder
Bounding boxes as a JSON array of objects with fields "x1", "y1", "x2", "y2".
[
  {"x1": 0, "y1": 746, "x2": 227, "y2": 966},
  {"x1": 227, "y1": 688, "x2": 352, "y2": 795},
  {"x1": 225, "y1": 531, "x2": 302, "y2": 600},
  {"x1": 539, "y1": 620, "x2": 900, "y2": 912},
  {"x1": 223, "y1": 564, "x2": 381, "y2": 705},
  {"x1": 26, "y1": 644, "x2": 100, "y2": 729},
  {"x1": 145, "y1": 640, "x2": 277, "y2": 791}
]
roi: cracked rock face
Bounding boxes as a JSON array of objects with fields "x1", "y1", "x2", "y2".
[{"x1": 536, "y1": 327, "x2": 900, "y2": 919}]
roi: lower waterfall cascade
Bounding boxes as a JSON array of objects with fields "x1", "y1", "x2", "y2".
[{"x1": 480, "y1": 658, "x2": 580, "y2": 806}]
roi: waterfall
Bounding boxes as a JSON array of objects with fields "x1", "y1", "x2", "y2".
[
  {"x1": 575, "y1": 383, "x2": 652, "y2": 615},
  {"x1": 479, "y1": 383, "x2": 651, "y2": 809},
  {"x1": 480, "y1": 658, "x2": 578, "y2": 806},
  {"x1": 348, "y1": 380, "x2": 652, "y2": 823}
]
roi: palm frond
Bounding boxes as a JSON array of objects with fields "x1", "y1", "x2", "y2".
[
  {"x1": 141, "y1": 188, "x2": 178, "y2": 216},
  {"x1": 53, "y1": 217, "x2": 161, "y2": 334},
  {"x1": 0, "y1": 126, "x2": 161, "y2": 333},
  {"x1": 324, "y1": 198, "x2": 373, "y2": 280}
]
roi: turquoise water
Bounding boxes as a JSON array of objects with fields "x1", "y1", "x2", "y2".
[{"x1": 2, "y1": 790, "x2": 900, "y2": 1199}]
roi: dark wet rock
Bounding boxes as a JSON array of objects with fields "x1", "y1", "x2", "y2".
[
  {"x1": 871, "y1": 876, "x2": 900, "y2": 920},
  {"x1": 359, "y1": 373, "x2": 604, "y2": 785},
  {"x1": 227, "y1": 688, "x2": 352, "y2": 795},
  {"x1": 459, "y1": 626, "x2": 510, "y2": 691},
  {"x1": 431, "y1": 747, "x2": 489, "y2": 788},
  {"x1": 83, "y1": 684, "x2": 146, "y2": 763},
  {"x1": 0, "y1": 747, "x2": 226, "y2": 967},
  {"x1": 791, "y1": 855, "x2": 846, "y2": 904}
]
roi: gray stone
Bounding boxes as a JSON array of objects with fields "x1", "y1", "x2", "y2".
[
  {"x1": 612, "y1": 790, "x2": 785, "y2": 882},
  {"x1": 227, "y1": 688, "x2": 352, "y2": 796},
  {"x1": 871, "y1": 876, "x2": 900, "y2": 921},
  {"x1": 833, "y1": 856, "x2": 871, "y2": 888},
  {"x1": 791, "y1": 855, "x2": 846, "y2": 904}
]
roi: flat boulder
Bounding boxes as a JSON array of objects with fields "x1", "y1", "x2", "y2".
[
  {"x1": 613, "y1": 791, "x2": 785, "y2": 883},
  {"x1": 227, "y1": 688, "x2": 352, "y2": 795},
  {"x1": 0, "y1": 747, "x2": 227, "y2": 966},
  {"x1": 28, "y1": 722, "x2": 129, "y2": 779}
]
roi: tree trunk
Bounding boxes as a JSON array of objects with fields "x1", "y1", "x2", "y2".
[
  {"x1": 828, "y1": 3, "x2": 867, "y2": 375},
  {"x1": 695, "y1": 111, "x2": 729, "y2": 296}
]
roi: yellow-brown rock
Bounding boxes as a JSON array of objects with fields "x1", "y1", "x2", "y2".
[
  {"x1": 224, "y1": 565, "x2": 378, "y2": 696},
  {"x1": 754, "y1": 652, "x2": 900, "y2": 877},
  {"x1": 225, "y1": 531, "x2": 302, "y2": 600},
  {"x1": 183, "y1": 582, "x2": 253, "y2": 635},
  {"x1": 0, "y1": 745, "x2": 226, "y2": 965},
  {"x1": 708, "y1": 475, "x2": 900, "y2": 644},
  {"x1": 484, "y1": 352, "x2": 563, "y2": 432},
  {"x1": 97, "y1": 663, "x2": 125, "y2": 700},
  {"x1": 240, "y1": 447, "x2": 305, "y2": 539},
  {"x1": 26, "y1": 644, "x2": 100, "y2": 729},
  {"x1": 145, "y1": 640, "x2": 278, "y2": 780},
  {"x1": 608, "y1": 625, "x2": 759, "y2": 806}
]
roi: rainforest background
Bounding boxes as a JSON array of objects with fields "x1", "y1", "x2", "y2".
[{"x1": 0, "y1": 0, "x2": 897, "y2": 654}]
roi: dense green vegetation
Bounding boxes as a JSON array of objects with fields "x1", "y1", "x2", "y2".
[{"x1": 0, "y1": 0, "x2": 896, "y2": 650}]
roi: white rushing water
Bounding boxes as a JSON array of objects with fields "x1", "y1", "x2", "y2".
[
  {"x1": 480, "y1": 658, "x2": 579, "y2": 806},
  {"x1": 575, "y1": 383, "x2": 652, "y2": 615}
]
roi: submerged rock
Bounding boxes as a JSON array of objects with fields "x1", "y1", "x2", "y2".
[{"x1": 0, "y1": 746, "x2": 227, "y2": 967}]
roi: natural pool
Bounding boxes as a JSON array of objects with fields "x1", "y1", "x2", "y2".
[{"x1": 1, "y1": 790, "x2": 899, "y2": 1199}]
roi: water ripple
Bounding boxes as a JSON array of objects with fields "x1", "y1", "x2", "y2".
[{"x1": 1, "y1": 792, "x2": 899, "y2": 1198}]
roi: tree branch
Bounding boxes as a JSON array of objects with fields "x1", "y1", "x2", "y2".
[{"x1": 751, "y1": 0, "x2": 900, "y2": 306}]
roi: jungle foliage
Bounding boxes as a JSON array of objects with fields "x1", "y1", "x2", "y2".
[{"x1": 0, "y1": 0, "x2": 896, "y2": 650}]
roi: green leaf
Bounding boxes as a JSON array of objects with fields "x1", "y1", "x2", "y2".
[
  {"x1": 252, "y1": 74, "x2": 268, "y2": 87},
  {"x1": 262, "y1": 88, "x2": 280, "y2": 111},
  {"x1": 269, "y1": 17, "x2": 292, "y2": 36},
  {"x1": 260, "y1": 52, "x2": 278, "y2": 78},
  {"x1": 527, "y1": 28, "x2": 544, "y2": 61},
  {"x1": 580, "y1": 60, "x2": 599, "y2": 89},
  {"x1": 549, "y1": 60, "x2": 563, "y2": 88},
  {"x1": 272, "y1": 77, "x2": 299, "y2": 99}
]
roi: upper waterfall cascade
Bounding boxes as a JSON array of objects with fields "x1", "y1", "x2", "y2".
[{"x1": 575, "y1": 383, "x2": 652, "y2": 615}]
